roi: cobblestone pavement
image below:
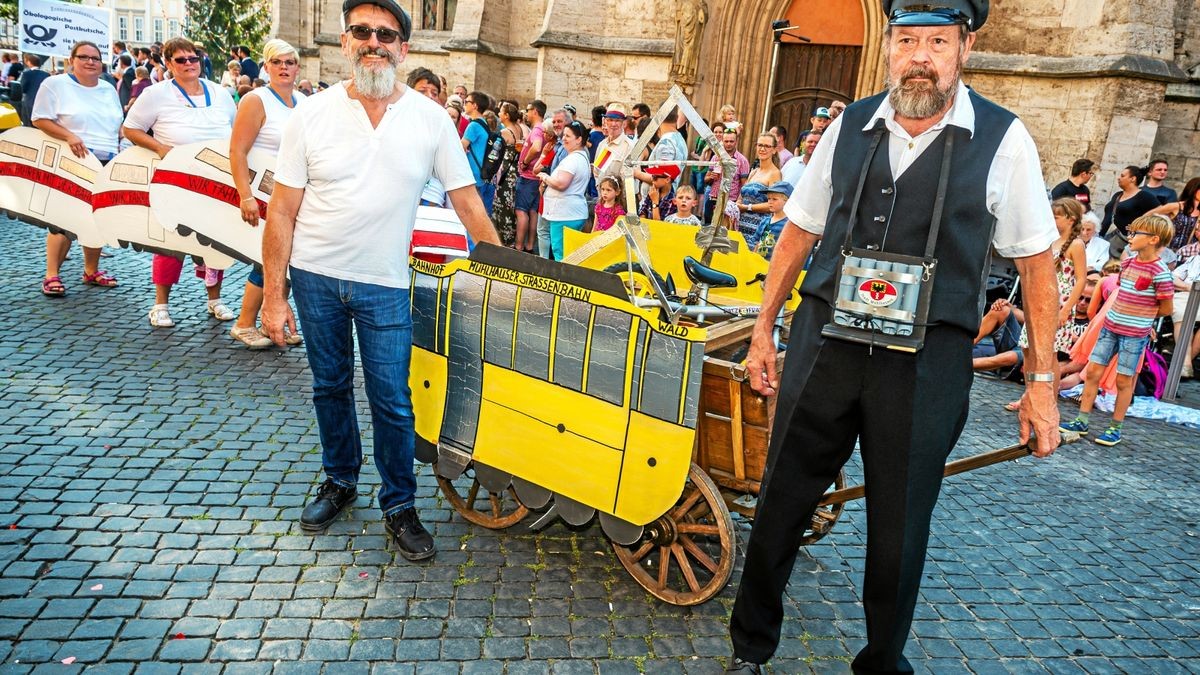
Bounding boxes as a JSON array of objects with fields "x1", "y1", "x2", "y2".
[{"x1": 1, "y1": 217, "x2": 1198, "y2": 674}]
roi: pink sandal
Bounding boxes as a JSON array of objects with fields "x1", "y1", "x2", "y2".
[
  {"x1": 81, "y1": 270, "x2": 118, "y2": 287},
  {"x1": 41, "y1": 276, "x2": 66, "y2": 296}
]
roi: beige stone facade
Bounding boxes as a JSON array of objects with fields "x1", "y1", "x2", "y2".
[{"x1": 275, "y1": 0, "x2": 1200, "y2": 194}]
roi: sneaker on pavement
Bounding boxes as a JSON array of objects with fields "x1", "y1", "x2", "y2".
[
  {"x1": 208, "y1": 301, "x2": 235, "y2": 321},
  {"x1": 299, "y1": 479, "x2": 357, "y2": 531},
  {"x1": 148, "y1": 305, "x2": 175, "y2": 328},
  {"x1": 1095, "y1": 426, "x2": 1122, "y2": 446},
  {"x1": 230, "y1": 326, "x2": 273, "y2": 349},
  {"x1": 385, "y1": 508, "x2": 436, "y2": 561},
  {"x1": 1059, "y1": 418, "x2": 1089, "y2": 436}
]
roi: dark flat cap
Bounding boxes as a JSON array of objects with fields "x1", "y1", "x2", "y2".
[
  {"x1": 343, "y1": 0, "x2": 413, "y2": 42},
  {"x1": 884, "y1": 0, "x2": 988, "y2": 31}
]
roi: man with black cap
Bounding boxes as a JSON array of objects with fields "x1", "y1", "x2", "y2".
[
  {"x1": 262, "y1": 0, "x2": 500, "y2": 562},
  {"x1": 726, "y1": 1, "x2": 1062, "y2": 672}
]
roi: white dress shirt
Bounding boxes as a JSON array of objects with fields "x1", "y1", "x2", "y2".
[{"x1": 784, "y1": 81, "x2": 1057, "y2": 259}]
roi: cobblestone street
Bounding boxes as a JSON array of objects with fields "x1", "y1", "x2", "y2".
[{"x1": 1, "y1": 218, "x2": 1198, "y2": 674}]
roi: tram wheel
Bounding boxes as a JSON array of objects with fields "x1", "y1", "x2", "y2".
[
  {"x1": 800, "y1": 469, "x2": 847, "y2": 546},
  {"x1": 611, "y1": 462, "x2": 734, "y2": 606},
  {"x1": 436, "y1": 461, "x2": 529, "y2": 529}
]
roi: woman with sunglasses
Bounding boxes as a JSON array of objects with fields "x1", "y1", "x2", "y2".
[
  {"x1": 226, "y1": 39, "x2": 307, "y2": 349},
  {"x1": 124, "y1": 36, "x2": 238, "y2": 328},
  {"x1": 30, "y1": 40, "x2": 124, "y2": 297},
  {"x1": 734, "y1": 133, "x2": 783, "y2": 249},
  {"x1": 538, "y1": 121, "x2": 591, "y2": 260}
]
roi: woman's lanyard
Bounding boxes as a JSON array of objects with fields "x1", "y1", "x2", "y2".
[
  {"x1": 172, "y1": 79, "x2": 210, "y2": 108},
  {"x1": 267, "y1": 86, "x2": 296, "y2": 108}
]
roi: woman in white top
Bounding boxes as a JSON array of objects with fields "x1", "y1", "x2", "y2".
[
  {"x1": 31, "y1": 41, "x2": 123, "y2": 296},
  {"x1": 124, "y1": 36, "x2": 238, "y2": 328},
  {"x1": 537, "y1": 121, "x2": 592, "y2": 261},
  {"x1": 228, "y1": 39, "x2": 307, "y2": 349}
]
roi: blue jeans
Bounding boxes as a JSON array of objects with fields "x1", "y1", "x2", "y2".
[
  {"x1": 1089, "y1": 326, "x2": 1149, "y2": 377},
  {"x1": 290, "y1": 267, "x2": 417, "y2": 516}
]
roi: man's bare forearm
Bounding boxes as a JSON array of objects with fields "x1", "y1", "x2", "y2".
[
  {"x1": 447, "y1": 185, "x2": 501, "y2": 246},
  {"x1": 262, "y1": 206, "x2": 296, "y2": 300},
  {"x1": 1014, "y1": 249, "x2": 1058, "y2": 375},
  {"x1": 752, "y1": 224, "x2": 818, "y2": 339}
]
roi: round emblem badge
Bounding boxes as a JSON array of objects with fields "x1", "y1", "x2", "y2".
[{"x1": 857, "y1": 278, "x2": 898, "y2": 307}]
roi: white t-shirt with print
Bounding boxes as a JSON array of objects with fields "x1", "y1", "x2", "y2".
[
  {"x1": 31, "y1": 74, "x2": 124, "y2": 155},
  {"x1": 274, "y1": 82, "x2": 475, "y2": 288}
]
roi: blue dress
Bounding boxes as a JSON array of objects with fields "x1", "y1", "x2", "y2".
[{"x1": 738, "y1": 182, "x2": 770, "y2": 249}]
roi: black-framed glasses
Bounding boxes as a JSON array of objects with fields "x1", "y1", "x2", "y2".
[
  {"x1": 1128, "y1": 231, "x2": 1154, "y2": 237},
  {"x1": 172, "y1": 56, "x2": 201, "y2": 64},
  {"x1": 73, "y1": 55, "x2": 103, "y2": 63},
  {"x1": 346, "y1": 25, "x2": 402, "y2": 44}
]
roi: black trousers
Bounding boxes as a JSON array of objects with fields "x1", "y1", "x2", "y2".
[{"x1": 729, "y1": 299, "x2": 973, "y2": 674}]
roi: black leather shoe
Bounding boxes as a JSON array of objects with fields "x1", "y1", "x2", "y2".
[
  {"x1": 385, "y1": 508, "x2": 436, "y2": 561},
  {"x1": 299, "y1": 479, "x2": 357, "y2": 531},
  {"x1": 725, "y1": 658, "x2": 762, "y2": 674}
]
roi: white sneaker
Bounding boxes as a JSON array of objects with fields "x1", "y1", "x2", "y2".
[
  {"x1": 1183, "y1": 362, "x2": 1194, "y2": 379},
  {"x1": 148, "y1": 305, "x2": 174, "y2": 328},
  {"x1": 230, "y1": 326, "x2": 273, "y2": 349},
  {"x1": 207, "y1": 301, "x2": 235, "y2": 321}
]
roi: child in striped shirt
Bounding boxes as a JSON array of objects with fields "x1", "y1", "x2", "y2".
[{"x1": 1061, "y1": 214, "x2": 1174, "y2": 446}]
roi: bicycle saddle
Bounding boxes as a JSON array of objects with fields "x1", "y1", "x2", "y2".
[{"x1": 683, "y1": 256, "x2": 738, "y2": 289}]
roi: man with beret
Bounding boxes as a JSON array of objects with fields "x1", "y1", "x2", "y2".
[
  {"x1": 726, "y1": 1, "x2": 1062, "y2": 672},
  {"x1": 262, "y1": 0, "x2": 500, "y2": 561}
]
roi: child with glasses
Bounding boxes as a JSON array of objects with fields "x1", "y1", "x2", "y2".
[{"x1": 1061, "y1": 214, "x2": 1175, "y2": 446}]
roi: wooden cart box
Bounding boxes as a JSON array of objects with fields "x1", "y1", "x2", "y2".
[{"x1": 694, "y1": 333, "x2": 785, "y2": 499}]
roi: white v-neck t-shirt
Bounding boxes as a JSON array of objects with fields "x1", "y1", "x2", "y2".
[{"x1": 274, "y1": 82, "x2": 475, "y2": 288}]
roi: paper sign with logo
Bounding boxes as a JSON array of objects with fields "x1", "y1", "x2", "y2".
[{"x1": 18, "y1": 0, "x2": 112, "y2": 60}]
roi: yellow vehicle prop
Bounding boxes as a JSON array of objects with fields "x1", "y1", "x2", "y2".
[
  {"x1": 409, "y1": 242, "x2": 713, "y2": 530},
  {"x1": 0, "y1": 103, "x2": 19, "y2": 131}
]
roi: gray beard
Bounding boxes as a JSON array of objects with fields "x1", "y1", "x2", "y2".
[
  {"x1": 888, "y1": 78, "x2": 956, "y2": 119},
  {"x1": 353, "y1": 62, "x2": 397, "y2": 99}
]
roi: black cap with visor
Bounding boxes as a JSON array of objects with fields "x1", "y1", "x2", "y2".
[{"x1": 884, "y1": 1, "x2": 988, "y2": 31}]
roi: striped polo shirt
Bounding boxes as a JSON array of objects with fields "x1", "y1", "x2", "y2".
[{"x1": 1103, "y1": 256, "x2": 1173, "y2": 337}]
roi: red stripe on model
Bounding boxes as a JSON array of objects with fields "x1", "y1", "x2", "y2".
[
  {"x1": 151, "y1": 169, "x2": 268, "y2": 220},
  {"x1": 92, "y1": 190, "x2": 150, "y2": 209},
  {"x1": 0, "y1": 162, "x2": 93, "y2": 203},
  {"x1": 411, "y1": 231, "x2": 468, "y2": 250}
]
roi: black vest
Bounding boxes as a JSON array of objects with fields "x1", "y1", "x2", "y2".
[{"x1": 801, "y1": 89, "x2": 1016, "y2": 334}]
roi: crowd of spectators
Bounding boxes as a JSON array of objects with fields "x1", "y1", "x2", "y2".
[{"x1": 973, "y1": 152, "x2": 1199, "y2": 444}]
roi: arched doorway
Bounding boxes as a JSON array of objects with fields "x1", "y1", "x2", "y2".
[{"x1": 768, "y1": 0, "x2": 865, "y2": 145}]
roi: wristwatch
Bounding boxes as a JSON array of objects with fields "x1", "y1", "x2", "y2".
[{"x1": 1026, "y1": 372, "x2": 1055, "y2": 382}]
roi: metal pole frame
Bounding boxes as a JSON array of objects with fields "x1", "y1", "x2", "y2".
[
  {"x1": 1163, "y1": 278, "x2": 1200, "y2": 401},
  {"x1": 616, "y1": 85, "x2": 739, "y2": 323}
]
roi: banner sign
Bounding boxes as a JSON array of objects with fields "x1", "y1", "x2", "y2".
[{"x1": 18, "y1": 0, "x2": 112, "y2": 60}]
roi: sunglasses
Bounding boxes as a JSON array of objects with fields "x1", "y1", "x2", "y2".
[
  {"x1": 756, "y1": 143, "x2": 775, "y2": 149},
  {"x1": 172, "y1": 56, "x2": 202, "y2": 64},
  {"x1": 346, "y1": 25, "x2": 402, "y2": 44},
  {"x1": 268, "y1": 58, "x2": 298, "y2": 67},
  {"x1": 74, "y1": 55, "x2": 103, "y2": 63}
]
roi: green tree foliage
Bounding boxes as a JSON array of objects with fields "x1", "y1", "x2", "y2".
[
  {"x1": 185, "y1": 0, "x2": 272, "y2": 73},
  {"x1": 2, "y1": 0, "x2": 81, "y2": 25}
]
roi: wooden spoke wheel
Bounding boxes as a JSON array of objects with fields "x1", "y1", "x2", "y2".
[
  {"x1": 611, "y1": 462, "x2": 735, "y2": 606},
  {"x1": 801, "y1": 469, "x2": 847, "y2": 546},
  {"x1": 436, "y1": 463, "x2": 529, "y2": 529}
]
